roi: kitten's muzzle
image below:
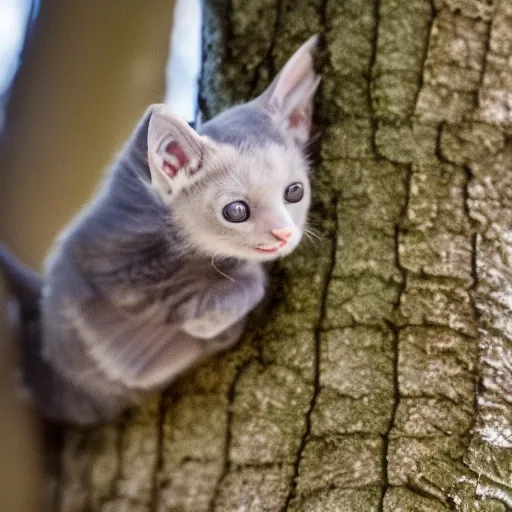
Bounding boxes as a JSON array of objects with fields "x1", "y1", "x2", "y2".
[
  {"x1": 254, "y1": 243, "x2": 285, "y2": 253},
  {"x1": 254, "y1": 227, "x2": 293, "y2": 253},
  {"x1": 271, "y1": 227, "x2": 292, "y2": 242}
]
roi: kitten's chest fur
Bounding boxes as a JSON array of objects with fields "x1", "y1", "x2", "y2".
[{"x1": 97, "y1": 246, "x2": 240, "y2": 318}]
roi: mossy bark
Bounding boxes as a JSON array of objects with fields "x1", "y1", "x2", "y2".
[{"x1": 52, "y1": 0, "x2": 512, "y2": 511}]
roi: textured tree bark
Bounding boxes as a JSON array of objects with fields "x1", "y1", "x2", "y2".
[{"x1": 54, "y1": 0, "x2": 512, "y2": 511}]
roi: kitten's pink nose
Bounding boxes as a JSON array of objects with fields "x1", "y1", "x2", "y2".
[{"x1": 271, "y1": 227, "x2": 293, "y2": 242}]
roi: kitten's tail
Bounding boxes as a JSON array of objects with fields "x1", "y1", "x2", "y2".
[
  {"x1": 0, "y1": 244, "x2": 45, "y2": 415},
  {"x1": 0, "y1": 243, "x2": 42, "y2": 312}
]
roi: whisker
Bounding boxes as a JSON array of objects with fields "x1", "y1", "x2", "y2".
[
  {"x1": 307, "y1": 131, "x2": 322, "y2": 147},
  {"x1": 304, "y1": 131, "x2": 322, "y2": 159},
  {"x1": 303, "y1": 226, "x2": 324, "y2": 242},
  {"x1": 300, "y1": 230, "x2": 319, "y2": 247},
  {"x1": 211, "y1": 254, "x2": 235, "y2": 282},
  {"x1": 302, "y1": 233, "x2": 319, "y2": 247}
]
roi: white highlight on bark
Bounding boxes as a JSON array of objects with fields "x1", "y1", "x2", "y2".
[
  {"x1": 481, "y1": 90, "x2": 512, "y2": 125},
  {"x1": 479, "y1": 426, "x2": 512, "y2": 448},
  {"x1": 455, "y1": 476, "x2": 512, "y2": 508},
  {"x1": 474, "y1": 229, "x2": 512, "y2": 448}
]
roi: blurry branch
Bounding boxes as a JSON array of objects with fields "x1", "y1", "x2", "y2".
[
  {"x1": 0, "y1": 1, "x2": 175, "y2": 510},
  {"x1": 0, "y1": 0, "x2": 176, "y2": 269}
]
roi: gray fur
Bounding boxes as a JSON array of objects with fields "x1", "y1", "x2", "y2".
[
  {"x1": 199, "y1": 105, "x2": 286, "y2": 148},
  {"x1": 3, "y1": 36, "x2": 320, "y2": 424}
]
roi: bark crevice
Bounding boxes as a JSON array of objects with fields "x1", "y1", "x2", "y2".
[
  {"x1": 208, "y1": 358, "x2": 255, "y2": 512},
  {"x1": 281, "y1": 196, "x2": 339, "y2": 512}
]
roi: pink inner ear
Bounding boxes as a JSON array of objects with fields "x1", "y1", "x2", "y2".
[
  {"x1": 162, "y1": 140, "x2": 189, "y2": 178},
  {"x1": 288, "y1": 110, "x2": 305, "y2": 128}
]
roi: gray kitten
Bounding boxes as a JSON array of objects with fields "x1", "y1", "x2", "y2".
[{"x1": 0, "y1": 36, "x2": 320, "y2": 424}]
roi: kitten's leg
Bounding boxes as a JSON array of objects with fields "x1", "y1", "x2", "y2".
[{"x1": 181, "y1": 262, "x2": 266, "y2": 340}]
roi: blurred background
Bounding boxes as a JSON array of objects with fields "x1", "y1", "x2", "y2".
[{"x1": 0, "y1": 0, "x2": 201, "y2": 509}]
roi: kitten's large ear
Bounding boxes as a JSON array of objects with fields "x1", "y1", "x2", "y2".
[
  {"x1": 255, "y1": 35, "x2": 320, "y2": 145},
  {"x1": 147, "y1": 105, "x2": 205, "y2": 195}
]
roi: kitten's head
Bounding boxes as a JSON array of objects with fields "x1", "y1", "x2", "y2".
[{"x1": 146, "y1": 36, "x2": 320, "y2": 262}]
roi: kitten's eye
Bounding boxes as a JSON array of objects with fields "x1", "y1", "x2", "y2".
[
  {"x1": 284, "y1": 182, "x2": 304, "y2": 203},
  {"x1": 222, "y1": 201, "x2": 250, "y2": 223}
]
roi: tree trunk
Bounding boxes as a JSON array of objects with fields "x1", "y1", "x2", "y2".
[{"x1": 53, "y1": 0, "x2": 512, "y2": 511}]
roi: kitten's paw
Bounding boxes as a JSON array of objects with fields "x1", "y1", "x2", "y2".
[{"x1": 182, "y1": 313, "x2": 231, "y2": 340}]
